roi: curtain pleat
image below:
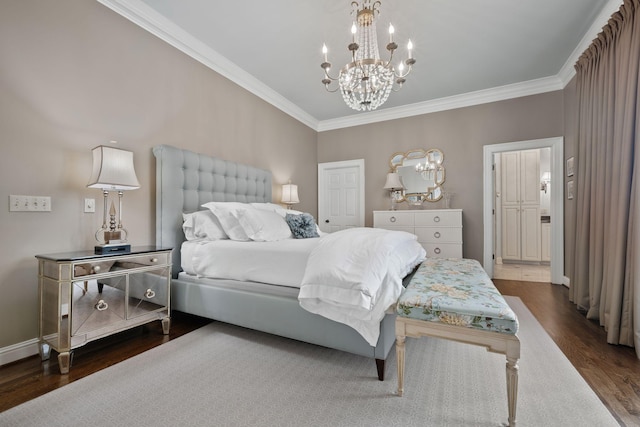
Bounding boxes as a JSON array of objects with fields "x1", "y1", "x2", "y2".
[{"x1": 571, "y1": 0, "x2": 640, "y2": 357}]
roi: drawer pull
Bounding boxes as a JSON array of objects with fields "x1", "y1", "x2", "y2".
[
  {"x1": 390, "y1": 216, "x2": 397, "y2": 223},
  {"x1": 434, "y1": 232, "x2": 441, "y2": 238},
  {"x1": 150, "y1": 258, "x2": 158, "y2": 263},
  {"x1": 433, "y1": 216, "x2": 441, "y2": 223},
  {"x1": 145, "y1": 289, "x2": 156, "y2": 299},
  {"x1": 95, "y1": 300, "x2": 108, "y2": 311},
  {"x1": 93, "y1": 265, "x2": 101, "y2": 273},
  {"x1": 434, "y1": 247, "x2": 441, "y2": 255}
]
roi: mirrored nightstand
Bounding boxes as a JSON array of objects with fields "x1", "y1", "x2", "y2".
[{"x1": 35, "y1": 246, "x2": 172, "y2": 374}]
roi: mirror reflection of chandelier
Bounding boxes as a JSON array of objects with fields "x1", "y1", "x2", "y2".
[
  {"x1": 321, "y1": 0, "x2": 416, "y2": 112},
  {"x1": 415, "y1": 160, "x2": 437, "y2": 180}
]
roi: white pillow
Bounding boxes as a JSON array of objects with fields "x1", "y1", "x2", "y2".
[
  {"x1": 201, "y1": 202, "x2": 254, "y2": 241},
  {"x1": 182, "y1": 210, "x2": 228, "y2": 240},
  {"x1": 234, "y1": 209, "x2": 292, "y2": 242},
  {"x1": 250, "y1": 202, "x2": 288, "y2": 218}
]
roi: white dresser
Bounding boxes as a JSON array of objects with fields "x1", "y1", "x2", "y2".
[{"x1": 373, "y1": 209, "x2": 463, "y2": 258}]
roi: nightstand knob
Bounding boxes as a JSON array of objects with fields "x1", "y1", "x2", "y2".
[
  {"x1": 433, "y1": 216, "x2": 441, "y2": 223},
  {"x1": 95, "y1": 300, "x2": 108, "y2": 311},
  {"x1": 434, "y1": 232, "x2": 441, "y2": 238},
  {"x1": 145, "y1": 289, "x2": 156, "y2": 299},
  {"x1": 93, "y1": 265, "x2": 101, "y2": 272},
  {"x1": 390, "y1": 216, "x2": 396, "y2": 223},
  {"x1": 434, "y1": 247, "x2": 441, "y2": 255},
  {"x1": 150, "y1": 258, "x2": 158, "y2": 263}
]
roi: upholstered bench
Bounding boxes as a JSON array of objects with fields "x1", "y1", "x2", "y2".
[{"x1": 395, "y1": 258, "x2": 521, "y2": 427}]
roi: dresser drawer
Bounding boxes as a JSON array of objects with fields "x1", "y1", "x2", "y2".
[
  {"x1": 415, "y1": 210, "x2": 461, "y2": 227},
  {"x1": 373, "y1": 211, "x2": 414, "y2": 227},
  {"x1": 415, "y1": 227, "x2": 463, "y2": 244},
  {"x1": 421, "y1": 243, "x2": 462, "y2": 258}
]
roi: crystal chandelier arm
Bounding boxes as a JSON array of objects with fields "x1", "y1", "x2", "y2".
[{"x1": 321, "y1": 60, "x2": 341, "y2": 92}]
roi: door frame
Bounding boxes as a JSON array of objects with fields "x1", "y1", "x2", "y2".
[
  {"x1": 318, "y1": 159, "x2": 365, "y2": 231},
  {"x1": 482, "y1": 137, "x2": 564, "y2": 284}
]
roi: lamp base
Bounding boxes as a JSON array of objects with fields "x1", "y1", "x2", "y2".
[{"x1": 95, "y1": 244, "x2": 131, "y2": 255}]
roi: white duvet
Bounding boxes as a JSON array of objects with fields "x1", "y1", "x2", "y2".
[
  {"x1": 185, "y1": 238, "x2": 318, "y2": 287},
  {"x1": 298, "y1": 227, "x2": 426, "y2": 345}
]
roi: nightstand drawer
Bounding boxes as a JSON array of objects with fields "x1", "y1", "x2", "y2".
[
  {"x1": 415, "y1": 227, "x2": 462, "y2": 243},
  {"x1": 117, "y1": 253, "x2": 170, "y2": 268}
]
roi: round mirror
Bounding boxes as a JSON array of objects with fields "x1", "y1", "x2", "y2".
[{"x1": 389, "y1": 148, "x2": 445, "y2": 203}]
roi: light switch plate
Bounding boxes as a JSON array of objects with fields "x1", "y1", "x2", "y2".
[
  {"x1": 9, "y1": 195, "x2": 51, "y2": 212},
  {"x1": 84, "y1": 198, "x2": 96, "y2": 213}
]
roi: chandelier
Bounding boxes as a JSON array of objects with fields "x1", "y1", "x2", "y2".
[{"x1": 321, "y1": 0, "x2": 416, "y2": 112}]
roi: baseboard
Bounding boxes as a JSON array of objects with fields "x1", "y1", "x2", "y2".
[
  {"x1": 563, "y1": 275, "x2": 570, "y2": 288},
  {"x1": 0, "y1": 338, "x2": 39, "y2": 367}
]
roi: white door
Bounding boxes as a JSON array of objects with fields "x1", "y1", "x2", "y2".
[
  {"x1": 500, "y1": 149, "x2": 541, "y2": 262},
  {"x1": 318, "y1": 160, "x2": 365, "y2": 233},
  {"x1": 501, "y1": 205, "x2": 521, "y2": 259},
  {"x1": 521, "y1": 205, "x2": 541, "y2": 261}
]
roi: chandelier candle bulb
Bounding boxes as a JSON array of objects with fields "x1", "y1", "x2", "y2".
[
  {"x1": 408, "y1": 39, "x2": 413, "y2": 59},
  {"x1": 389, "y1": 24, "x2": 394, "y2": 42},
  {"x1": 322, "y1": 44, "x2": 328, "y2": 62}
]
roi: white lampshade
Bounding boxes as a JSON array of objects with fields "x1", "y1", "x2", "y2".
[
  {"x1": 383, "y1": 172, "x2": 404, "y2": 190},
  {"x1": 87, "y1": 146, "x2": 140, "y2": 191},
  {"x1": 281, "y1": 182, "x2": 300, "y2": 205}
]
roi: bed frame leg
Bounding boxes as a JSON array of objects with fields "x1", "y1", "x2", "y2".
[{"x1": 375, "y1": 358, "x2": 385, "y2": 381}]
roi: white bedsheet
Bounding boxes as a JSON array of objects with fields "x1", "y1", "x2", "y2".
[
  {"x1": 182, "y1": 238, "x2": 319, "y2": 287},
  {"x1": 298, "y1": 228, "x2": 425, "y2": 345}
]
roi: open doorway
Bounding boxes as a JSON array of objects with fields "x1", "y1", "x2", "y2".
[
  {"x1": 493, "y1": 147, "x2": 551, "y2": 282},
  {"x1": 482, "y1": 137, "x2": 564, "y2": 285}
]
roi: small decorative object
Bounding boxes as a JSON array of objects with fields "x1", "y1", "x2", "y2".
[
  {"x1": 566, "y1": 157, "x2": 574, "y2": 177},
  {"x1": 443, "y1": 192, "x2": 452, "y2": 209},
  {"x1": 567, "y1": 180, "x2": 574, "y2": 200},
  {"x1": 87, "y1": 145, "x2": 140, "y2": 249},
  {"x1": 383, "y1": 172, "x2": 404, "y2": 210},
  {"x1": 281, "y1": 180, "x2": 300, "y2": 209}
]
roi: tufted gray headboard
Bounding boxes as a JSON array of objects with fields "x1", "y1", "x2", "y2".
[{"x1": 153, "y1": 145, "x2": 272, "y2": 278}]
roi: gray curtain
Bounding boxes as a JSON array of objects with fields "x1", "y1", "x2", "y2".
[{"x1": 572, "y1": 0, "x2": 640, "y2": 358}]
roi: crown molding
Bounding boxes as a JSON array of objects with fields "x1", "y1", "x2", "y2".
[
  {"x1": 317, "y1": 76, "x2": 564, "y2": 132},
  {"x1": 97, "y1": 0, "x2": 624, "y2": 133},
  {"x1": 96, "y1": 0, "x2": 319, "y2": 130}
]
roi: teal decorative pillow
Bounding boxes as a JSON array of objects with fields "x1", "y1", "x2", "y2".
[{"x1": 285, "y1": 213, "x2": 320, "y2": 239}]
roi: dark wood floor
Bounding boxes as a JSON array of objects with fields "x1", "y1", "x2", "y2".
[{"x1": 1, "y1": 280, "x2": 639, "y2": 425}]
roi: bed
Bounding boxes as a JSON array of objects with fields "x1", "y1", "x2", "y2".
[{"x1": 153, "y1": 144, "x2": 423, "y2": 380}]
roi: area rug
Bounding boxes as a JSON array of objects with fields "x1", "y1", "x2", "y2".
[{"x1": 0, "y1": 297, "x2": 618, "y2": 426}]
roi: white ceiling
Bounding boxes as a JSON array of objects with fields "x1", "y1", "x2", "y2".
[{"x1": 98, "y1": 0, "x2": 621, "y2": 131}]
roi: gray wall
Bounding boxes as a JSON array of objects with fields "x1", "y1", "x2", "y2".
[
  {"x1": 318, "y1": 91, "x2": 565, "y2": 263},
  {"x1": 0, "y1": 0, "x2": 317, "y2": 348},
  {"x1": 563, "y1": 77, "x2": 578, "y2": 282}
]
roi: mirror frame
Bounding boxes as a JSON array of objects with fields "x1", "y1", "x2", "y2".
[{"x1": 389, "y1": 148, "x2": 446, "y2": 203}]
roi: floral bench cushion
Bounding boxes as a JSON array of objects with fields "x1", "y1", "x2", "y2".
[{"x1": 397, "y1": 258, "x2": 518, "y2": 334}]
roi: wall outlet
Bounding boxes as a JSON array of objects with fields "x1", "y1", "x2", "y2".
[
  {"x1": 84, "y1": 198, "x2": 96, "y2": 213},
  {"x1": 9, "y1": 195, "x2": 52, "y2": 212}
]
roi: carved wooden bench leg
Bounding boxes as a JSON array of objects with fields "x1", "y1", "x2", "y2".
[
  {"x1": 396, "y1": 334, "x2": 406, "y2": 396},
  {"x1": 506, "y1": 340, "x2": 520, "y2": 427}
]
